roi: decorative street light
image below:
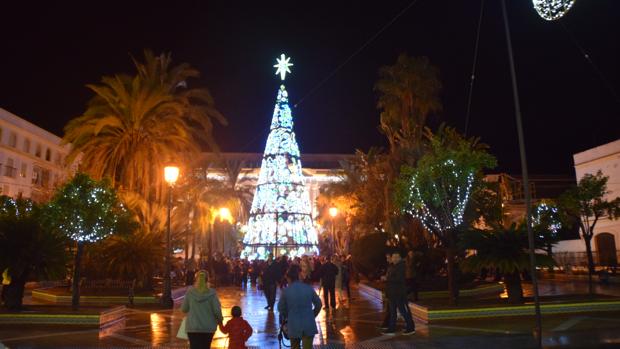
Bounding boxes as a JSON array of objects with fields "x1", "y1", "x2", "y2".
[
  {"x1": 162, "y1": 165, "x2": 179, "y2": 308},
  {"x1": 329, "y1": 207, "x2": 338, "y2": 254}
]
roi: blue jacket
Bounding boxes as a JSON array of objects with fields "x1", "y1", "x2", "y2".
[{"x1": 277, "y1": 281, "x2": 322, "y2": 338}]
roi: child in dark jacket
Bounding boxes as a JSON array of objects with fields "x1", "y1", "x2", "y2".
[{"x1": 220, "y1": 306, "x2": 253, "y2": 349}]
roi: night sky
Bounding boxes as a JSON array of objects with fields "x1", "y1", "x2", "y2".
[{"x1": 1, "y1": 1, "x2": 618, "y2": 176}]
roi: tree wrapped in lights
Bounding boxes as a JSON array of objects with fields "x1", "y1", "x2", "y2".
[
  {"x1": 241, "y1": 54, "x2": 318, "y2": 260},
  {"x1": 395, "y1": 126, "x2": 496, "y2": 305},
  {"x1": 532, "y1": 201, "x2": 562, "y2": 255},
  {"x1": 46, "y1": 173, "x2": 126, "y2": 309}
]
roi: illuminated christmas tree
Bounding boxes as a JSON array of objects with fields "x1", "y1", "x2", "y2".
[{"x1": 241, "y1": 54, "x2": 319, "y2": 260}]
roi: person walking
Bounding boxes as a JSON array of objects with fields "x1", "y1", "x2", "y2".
[
  {"x1": 333, "y1": 256, "x2": 345, "y2": 305},
  {"x1": 220, "y1": 305, "x2": 253, "y2": 349},
  {"x1": 319, "y1": 255, "x2": 339, "y2": 310},
  {"x1": 278, "y1": 266, "x2": 322, "y2": 349},
  {"x1": 181, "y1": 270, "x2": 224, "y2": 348},
  {"x1": 381, "y1": 252, "x2": 415, "y2": 336},
  {"x1": 263, "y1": 255, "x2": 279, "y2": 311}
]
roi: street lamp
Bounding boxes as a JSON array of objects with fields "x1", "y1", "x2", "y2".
[
  {"x1": 162, "y1": 165, "x2": 179, "y2": 308},
  {"x1": 329, "y1": 207, "x2": 338, "y2": 254}
]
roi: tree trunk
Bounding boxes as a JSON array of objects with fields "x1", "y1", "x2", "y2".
[
  {"x1": 3, "y1": 271, "x2": 28, "y2": 310},
  {"x1": 504, "y1": 270, "x2": 524, "y2": 304},
  {"x1": 584, "y1": 236, "x2": 595, "y2": 295},
  {"x1": 71, "y1": 242, "x2": 84, "y2": 310},
  {"x1": 446, "y1": 246, "x2": 458, "y2": 306}
]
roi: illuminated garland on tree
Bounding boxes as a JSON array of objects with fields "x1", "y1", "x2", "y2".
[
  {"x1": 47, "y1": 173, "x2": 123, "y2": 243},
  {"x1": 532, "y1": 0, "x2": 575, "y2": 21},
  {"x1": 532, "y1": 201, "x2": 562, "y2": 239},
  {"x1": 405, "y1": 159, "x2": 475, "y2": 233},
  {"x1": 241, "y1": 54, "x2": 318, "y2": 260}
]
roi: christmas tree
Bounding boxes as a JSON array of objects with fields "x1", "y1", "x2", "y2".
[{"x1": 241, "y1": 54, "x2": 319, "y2": 260}]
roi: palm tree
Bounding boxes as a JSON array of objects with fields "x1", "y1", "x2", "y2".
[
  {"x1": 460, "y1": 223, "x2": 555, "y2": 304},
  {"x1": 63, "y1": 50, "x2": 227, "y2": 203},
  {"x1": 100, "y1": 232, "x2": 165, "y2": 290},
  {"x1": 375, "y1": 54, "x2": 442, "y2": 154}
]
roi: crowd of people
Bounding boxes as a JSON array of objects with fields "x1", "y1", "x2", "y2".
[{"x1": 179, "y1": 250, "x2": 417, "y2": 349}]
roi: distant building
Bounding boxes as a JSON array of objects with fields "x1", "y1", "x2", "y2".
[
  {"x1": 197, "y1": 152, "x2": 353, "y2": 219},
  {"x1": 0, "y1": 108, "x2": 71, "y2": 202},
  {"x1": 555, "y1": 139, "x2": 620, "y2": 267}
]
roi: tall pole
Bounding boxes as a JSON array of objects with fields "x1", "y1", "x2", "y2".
[
  {"x1": 501, "y1": 1, "x2": 542, "y2": 347},
  {"x1": 162, "y1": 185, "x2": 173, "y2": 308}
]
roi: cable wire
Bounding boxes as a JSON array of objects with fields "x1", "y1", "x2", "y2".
[
  {"x1": 294, "y1": 0, "x2": 421, "y2": 109},
  {"x1": 464, "y1": 0, "x2": 485, "y2": 136},
  {"x1": 558, "y1": 20, "x2": 620, "y2": 107}
]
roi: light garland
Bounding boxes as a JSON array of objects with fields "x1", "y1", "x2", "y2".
[
  {"x1": 242, "y1": 59, "x2": 318, "y2": 260},
  {"x1": 405, "y1": 159, "x2": 475, "y2": 233},
  {"x1": 532, "y1": 202, "x2": 562, "y2": 239},
  {"x1": 532, "y1": 0, "x2": 575, "y2": 21}
]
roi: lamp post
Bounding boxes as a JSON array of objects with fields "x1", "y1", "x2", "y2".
[
  {"x1": 162, "y1": 165, "x2": 179, "y2": 308},
  {"x1": 329, "y1": 207, "x2": 338, "y2": 255}
]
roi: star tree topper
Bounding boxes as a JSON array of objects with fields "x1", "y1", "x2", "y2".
[{"x1": 274, "y1": 54, "x2": 293, "y2": 80}]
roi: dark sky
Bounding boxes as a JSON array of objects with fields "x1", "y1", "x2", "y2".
[{"x1": 1, "y1": 1, "x2": 618, "y2": 176}]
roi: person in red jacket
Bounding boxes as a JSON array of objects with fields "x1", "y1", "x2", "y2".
[{"x1": 220, "y1": 305, "x2": 253, "y2": 349}]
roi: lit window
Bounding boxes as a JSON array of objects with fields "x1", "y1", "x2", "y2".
[{"x1": 20, "y1": 163, "x2": 27, "y2": 178}]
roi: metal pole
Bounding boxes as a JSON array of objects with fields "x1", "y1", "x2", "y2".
[
  {"x1": 501, "y1": 1, "x2": 542, "y2": 347},
  {"x1": 162, "y1": 185, "x2": 173, "y2": 308}
]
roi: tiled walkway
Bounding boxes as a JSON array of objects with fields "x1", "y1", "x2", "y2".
[{"x1": 1, "y1": 280, "x2": 620, "y2": 348}]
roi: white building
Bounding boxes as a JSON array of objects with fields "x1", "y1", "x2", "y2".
[
  {"x1": 556, "y1": 139, "x2": 620, "y2": 266},
  {"x1": 0, "y1": 108, "x2": 71, "y2": 202}
]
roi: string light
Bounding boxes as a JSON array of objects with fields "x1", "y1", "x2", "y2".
[
  {"x1": 242, "y1": 66, "x2": 318, "y2": 260},
  {"x1": 532, "y1": 202, "x2": 562, "y2": 239},
  {"x1": 405, "y1": 159, "x2": 475, "y2": 233},
  {"x1": 532, "y1": 0, "x2": 575, "y2": 21}
]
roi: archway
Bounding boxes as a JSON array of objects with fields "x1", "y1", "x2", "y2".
[{"x1": 595, "y1": 233, "x2": 617, "y2": 267}]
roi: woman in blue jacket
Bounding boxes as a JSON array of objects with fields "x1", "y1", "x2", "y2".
[{"x1": 277, "y1": 265, "x2": 322, "y2": 349}]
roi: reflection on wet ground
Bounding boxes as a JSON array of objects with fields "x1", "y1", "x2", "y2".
[{"x1": 1, "y1": 280, "x2": 620, "y2": 348}]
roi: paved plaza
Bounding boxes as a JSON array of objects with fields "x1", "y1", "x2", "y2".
[{"x1": 1, "y1": 280, "x2": 620, "y2": 348}]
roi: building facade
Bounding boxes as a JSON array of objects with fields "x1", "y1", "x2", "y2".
[
  {"x1": 555, "y1": 139, "x2": 620, "y2": 267},
  {"x1": 0, "y1": 108, "x2": 71, "y2": 202}
]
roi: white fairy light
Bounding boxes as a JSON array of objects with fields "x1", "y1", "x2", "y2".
[
  {"x1": 242, "y1": 71, "x2": 318, "y2": 260},
  {"x1": 532, "y1": 0, "x2": 575, "y2": 21},
  {"x1": 405, "y1": 159, "x2": 475, "y2": 234}
]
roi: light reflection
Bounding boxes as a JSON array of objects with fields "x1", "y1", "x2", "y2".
[{"x1": 150, "y1": 312, "x2": 166, "y2": 344}]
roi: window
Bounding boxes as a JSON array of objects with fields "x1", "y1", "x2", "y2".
[
  {"x1": 2, "y1": 185, "x2": 8, "y2": 196},
  {"x1": 23, "y1": 138, "x2": 31, "y2": 153},
  {"x1": 32, "y1": 166, "x2": 41, "y2": 185},
  {"x1": 35, "y1": 144, "x2": 42, "y2": 158},
  {"x1": 8, "y1": 132, "x2": 17, "y2": 148},
  {"x1": 4, "y1": 158, "x2": 15, "y2": 178},
  {"x1": 0, "y1": 127, "x2": 3, "y2": 143},
  {"x1": 20, "y1": 163, "x2": 27, "y2": 178},
  {"x1": 45, "y1": 148, "x2": 51, "y2": 161}
]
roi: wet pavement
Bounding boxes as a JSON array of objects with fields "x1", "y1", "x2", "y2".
[{"x1": 1, "y1": 280, "x2": 620, "y2": 348}]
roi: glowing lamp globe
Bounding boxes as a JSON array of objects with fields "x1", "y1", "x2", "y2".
[
  {"x1": 532, "y1": 0, "x2": 575, "y2": 21},
  {"x1": 164, "y1": 166, "x2": 180, "y2": 185},
  {"x1": 329, "y1": 207, "x2": 338, "y2": 218},
  {"x1": 219, "y1": 207, "x2": 233, "y2": 223}
]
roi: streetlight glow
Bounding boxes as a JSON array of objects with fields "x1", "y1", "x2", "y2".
[
  {"x1": 219, "y1": 207, "x2": 233, "y2": 223},
  {"x1": 329, "y1": 207, "x2": 338, "y2": 218},
  {"x1": 164, "y1": 166, "x2": 179, "y2": 185}
]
